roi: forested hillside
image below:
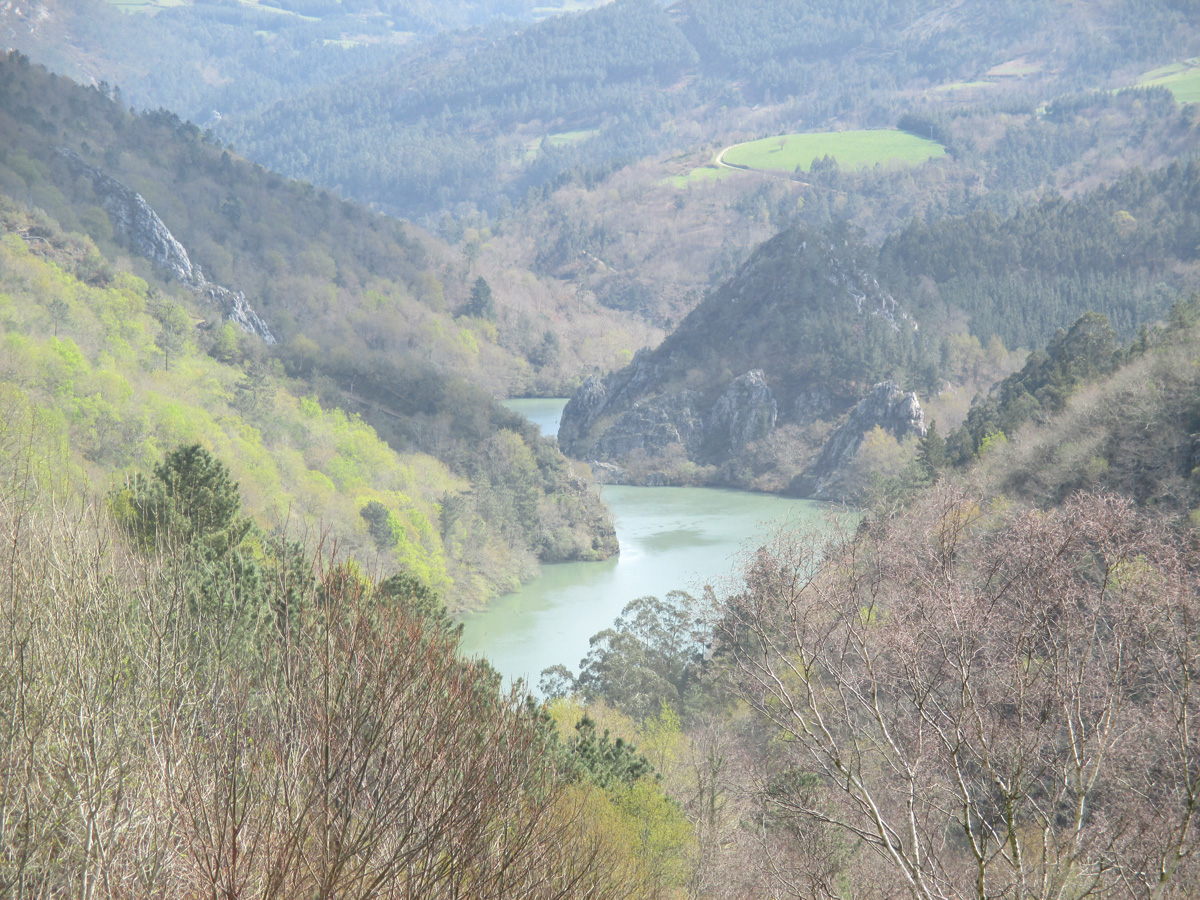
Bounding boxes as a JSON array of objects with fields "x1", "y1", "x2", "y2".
[
  {"x1": 8, "y1": 0, "x2": 1200, "y2": 896},
  {"x1": 959, "y1": 293, "x2": 1200, "y2": 511},
  {"x1": 539, "y1": 294, "x2": 1200, "y2": 900},
  {"x1": 0, "y1": 0, "x2": 607, "y2": 123},
  {"x1": 217, "y1": 0, "x2": 1200, "y2": 217},
  {"x1": 12, "y1": 0, "x2": 1193, "y2": 221},
  {"x1": 230, "y1": 0, "x2": 699, "y2": 215},
  {"x1": 0, "y1": 434, "x2": 691, "y2": 897},
  {"x1": 557, "y1": 158, "x2": 1200, "y2": 497},
  {"x1": 878, "y1": 160, "x2": 1200, "y2": 349},
  {"x1": 0, "y1": 51, "x2": 625, "y2": 608}
]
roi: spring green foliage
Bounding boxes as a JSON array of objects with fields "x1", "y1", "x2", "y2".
[
  {"x1": 543, "y1": 698, "x2": 696, "y2": 897},
  {"x1": 0, "y1": 221, "x2": 454, "y2": 596},
  {"x1": 0, "y1": 53, "x2": 620, "y2": 606}
]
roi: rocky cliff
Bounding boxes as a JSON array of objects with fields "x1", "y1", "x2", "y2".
[
  {"x1": 57, "y1": 148, "x2": 275, "y2": 343},
  {"x1": 559, "y1": 224, "x2": 930, "y2": 495},
  {"x1": 797, "y1": 380, "x2": 927, "y2": 499}
]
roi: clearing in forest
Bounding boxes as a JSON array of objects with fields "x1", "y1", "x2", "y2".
[
  {"x1": 720, "y1": 130, "x2": 945, "y2": 175},
  {"x1": 1137, "y1": 59, "x2": 1200, "y2": 104}
]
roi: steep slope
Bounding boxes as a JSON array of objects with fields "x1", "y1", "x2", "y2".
[
  {"x1": 0, "y1": 0, "x2": 609, "y2": 123},
  {"x1": 560, "y1": 161, "x2": 1200, "y2": 498},
  {"x1": 970, "y1": 295, "x2": 1200, "y2": 514},
  {"x1": 0, "y1": 52, "x2": 618, "y2": 607},
  {"x1": 877, "y1": 160, "x2": 1200, "y2": 350},
  {"x1": 558, "y1": 223, "x2": 933, "y2": 494},
  {"x1": 227, "y1": 0, "x2": 700, "y2": 217}
]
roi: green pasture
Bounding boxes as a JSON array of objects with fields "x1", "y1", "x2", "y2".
[
  {"x1": 722, "y1": 130, "x2": 945, "y2": 174},
  {"x1": 986, "y1": 58, "x2": 1042, "y2": 78},
  {"x1": 1137, "y1": 59, "x2": 1200, "y2": 104},
  {"x1": 661, "y1": 166, "x2": 733, "y2": 188},
  {"x1": 522, "y1": 129, "x2": 598, "y2": 161},
  {"x1": 533, "y1": 0, "x2": 602, "y2": 15}
]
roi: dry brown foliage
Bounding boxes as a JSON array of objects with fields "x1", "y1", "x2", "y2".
[
  {"x1": 0, "y1": 493, "x2": 649, "y2": 899},
  {"x1": 718, "y1": 485, "x2": 1200, "y2": 900}
]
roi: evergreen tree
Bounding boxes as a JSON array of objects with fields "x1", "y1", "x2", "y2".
[
  {"x1": 918, "y1": 420, "x2": 946, "y2": 478},
  {"x1": 153, "y1": 443, "x2": 243, "y2": 544},
  {"x1": 361, "y1": 499, "x2": 397, "y2": 549},
  {"x1": 569, "y1": 716, "x2": 655, "y2": 789},
  {"x1": 464, "y1": 276, "x2": 496, "y2": 320}
]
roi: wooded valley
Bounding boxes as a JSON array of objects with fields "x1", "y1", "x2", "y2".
[{"x1": 3, "y1": 0, "x2": 1200, "y2": 895}]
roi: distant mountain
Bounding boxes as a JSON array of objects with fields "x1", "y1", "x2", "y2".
[
  {"x1": 0, "y1": 0, "x2": 610, "y2": 122},
  {"x1": 557, "y1": 222, "x2": 933, "y2": 496},
  {"x1": 218, "y1": 0, "x2": 1200, "y2": 217},
  {"x1": 9, "y1": 0, "x2": 1197, "y2": 219}
]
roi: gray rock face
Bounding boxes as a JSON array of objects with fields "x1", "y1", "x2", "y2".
[
  {"x1": 59, "y1": 148, "x2": 197, "y2": 285},
  {"x1": 195, "y1": 280, "x2": 275, "y2": 347},
  {"x1": 57, "y1": 148, "x2": 275, "y2": 343},
  {"x1": 590, "y1": 391, "x2": 704, "y2": 461},
  {"x1": 561, "y1": 368, "x2": 778, "y2": 480},
  {"x1": 794, "y1": 386, "x2": 837, "y2": 426},
  {"x1": 558, "y1": 374, "x2": 609, "y2": 452},
  {"x1": 803, "y1": 380, "x2": 927, "y2": 497},
  {"x1": 706, "y1": 370, "x2": 777, "y2": 459}
]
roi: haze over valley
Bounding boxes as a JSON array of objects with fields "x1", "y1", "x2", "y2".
[{"x1": 3, "y1": 1, "x2": 1200, "y2": 896}]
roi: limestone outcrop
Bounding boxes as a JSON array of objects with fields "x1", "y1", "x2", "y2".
[
  {"x1": 57, "y1": 148, "x2": 275, "y2": 343},
  {"x1": 800, "y1": 380, "x2": 927, "y2": 499},
  {"x1": 589, "y1": 391, "x2": 704, "y2": 461},
  {"x1": 706, "y1": 370, "x2": 777, "y2": 459},
  {"x1": 560, "y1": 369, "x2": 778, "y2": 484},
  {"x1": 556, "y1": 225, "x2": 928, "y2": 494}
]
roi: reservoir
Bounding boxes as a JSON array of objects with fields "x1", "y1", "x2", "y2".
[{"x1": 460, "y1": 399, "x2": 832, "y2": 688}]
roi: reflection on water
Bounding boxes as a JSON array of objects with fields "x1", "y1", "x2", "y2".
[
  {"x1": 459, "y1": 483, "x2": 831, "y2": 688},
  {"x1": 477, "y1": 396, "x2": 838, "y2": 688}
]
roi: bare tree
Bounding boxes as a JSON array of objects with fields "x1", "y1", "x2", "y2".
[
  {"x1": 0, "y1": 489, "x2": 654, "y2": 899},
  {"x1": 716, "y1": 486, "x2": 1200, "y2": 900}
]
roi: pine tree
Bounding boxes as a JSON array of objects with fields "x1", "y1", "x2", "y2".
[{"x1": 918, "y1": 420, "x2": 947, "y2": 478}]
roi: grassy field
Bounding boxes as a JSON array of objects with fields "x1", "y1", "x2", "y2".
[
  {"x1": 1137, "y1": 59, "x2": 1200, "y2": 104},
  {"x1": 661, "y1": 166, "x2": 734, "y2": 188},
  {"x1": 933, "y1": 80, "x2": 999, "y2": 93},
  {"x1": 521, "y1": 129, "x2": 599, "y2": 161},
  {"x1": 546, "y1": 129, "x2": 599, "y2": 147},
  {"x1": 721, "y1": 130, "x2": 945, "y2": 174}
]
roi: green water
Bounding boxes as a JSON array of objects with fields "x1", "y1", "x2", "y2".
[
  {"x1": 467, "y1": 399, "x2": 831, "y2": 686},
  {"x1": 503, "y1": 397, "x2": 569, "y2": 437}
]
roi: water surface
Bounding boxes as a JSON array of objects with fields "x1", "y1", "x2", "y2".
[
  {"x1": 502, "y1": 397, "x2": 569, "y2": 437},
  {"x1": 460, "y1": 483, "x2": 830, "y2": 688},
  {"x1": 475, "y1": 397, "x2": 835, "y2": 687}
]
